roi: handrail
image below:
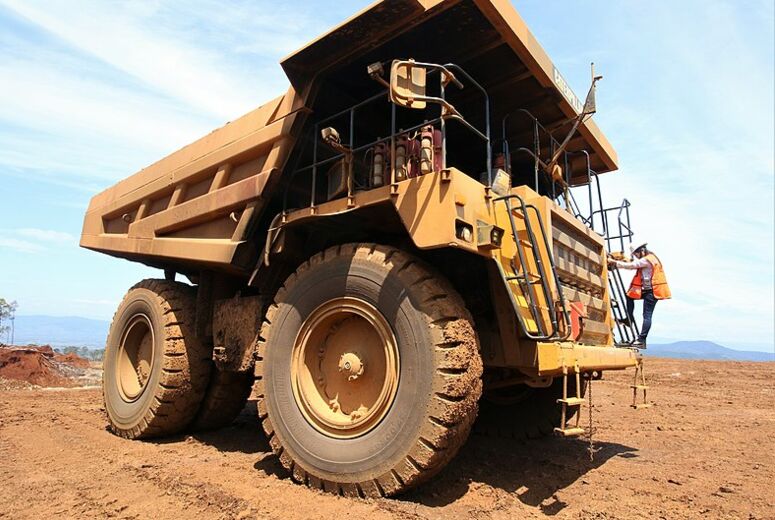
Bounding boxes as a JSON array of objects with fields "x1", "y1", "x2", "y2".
[
  {"x1": 443, "y1": 63, "x2": 492, "y2": 185},
  {"x1": 590, "y1": 198, "x2": 632, "y2": 253},
  {"x1": 494, "y1": 193, "x2": 571, "y2": 341},
  {"x1": 499, "y1": 197, "x2": 544, "y2": 337},
  {"x1": 524, "y1": 201, "x2": 571, "y2": 339},
  {"x1": 284, "y1": 60, "x2": 492, "y2": 214}
]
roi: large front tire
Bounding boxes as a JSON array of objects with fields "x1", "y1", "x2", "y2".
[
  {"x1": 256, "y1": 244, "x2": 482, "y2": 497},
  {"x1": 103, "y1": 279, "x2": 211, "y2": 439}
]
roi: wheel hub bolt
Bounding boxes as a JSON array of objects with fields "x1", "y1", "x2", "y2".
[{"x1": 338, "y1": 352, "x2": 365, "y2": 381}]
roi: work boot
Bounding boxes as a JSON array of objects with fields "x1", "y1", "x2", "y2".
[{"x1": 631, "y1": 338, "x2": 646, "y2": 349}]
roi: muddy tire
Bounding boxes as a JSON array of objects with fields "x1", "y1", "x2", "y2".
[
  {"x1": 192, "y1": 369, "x2": 254, "y2": 431},
  {"x1": 476, "y1": 377, "x2": 586, "y2": 439},
  {"x1": 256, "y1": 243, "x2": 482, "y2": 497},
  {"x1": 103, "y1": 279, "x2": 211, "y2": 439}
]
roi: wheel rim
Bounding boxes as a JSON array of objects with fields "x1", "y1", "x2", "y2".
[
  {"x1": 291, "y1": 297, "x2": 400, "y2": 439},
  {"x1": 117, "y1": 313, "x2": 155, "y2": 402}
]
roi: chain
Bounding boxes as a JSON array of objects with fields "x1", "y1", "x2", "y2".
[{"x1": 586, "y1": 375, "x2": 599, "y2": 461}]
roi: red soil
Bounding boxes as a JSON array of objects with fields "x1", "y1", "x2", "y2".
[{"x1": 0, "y1": 345, "x2": 91, "y2": 387}]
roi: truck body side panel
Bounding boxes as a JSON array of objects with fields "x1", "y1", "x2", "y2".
[{"x1": 80, "y1": 89, "x2": 305, "y2": 272}]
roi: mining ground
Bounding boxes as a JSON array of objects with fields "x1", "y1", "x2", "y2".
[{"x1": 0, "y1": 357, "x2": 773, "y2": 519}]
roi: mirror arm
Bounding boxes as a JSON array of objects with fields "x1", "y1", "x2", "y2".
[
  {"x1": 371, "y1": 75, "x2": 390, "y2": 89},
  {"x1": 544, "y1": 66, "x2": 603, "y2": 176},
  {"x1": 367, "y1": 61, "x2": 390, "y2": 89}
]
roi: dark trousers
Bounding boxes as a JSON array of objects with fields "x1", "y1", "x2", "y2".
[{"x1": 626, "y1": 289, "x2": 657, "y2": 341}]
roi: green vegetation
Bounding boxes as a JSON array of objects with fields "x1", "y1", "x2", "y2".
[
  {"x1": 55, "y1": 346, "x2": 104, "y2": 361},
  {"x1": 0, "y1": 298, "x2": 18, "y2": 341}
]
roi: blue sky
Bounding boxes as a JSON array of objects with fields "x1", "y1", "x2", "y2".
[{"x1": 0, "y1": 1, "x2": 772, "y2": 353}]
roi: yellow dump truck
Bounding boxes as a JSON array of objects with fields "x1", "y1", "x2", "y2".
[{"x1": 82, "y1": 0, "x2": 646, "y2": 497}]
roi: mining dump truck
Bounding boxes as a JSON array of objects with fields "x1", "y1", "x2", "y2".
[{"x1": 81, "y1": 0, "x2": 647, "y2": 497}]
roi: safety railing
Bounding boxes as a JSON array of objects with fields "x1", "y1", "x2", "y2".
[
  {"x1": 282, "y1": 61, "x2": 492, "y2": 214},
  {"x1": 494, "y1": 193, "x2": 570, "y2": 341},
  {"x1": 591, "y1": 198, "x2": 633, "y2": 253}
]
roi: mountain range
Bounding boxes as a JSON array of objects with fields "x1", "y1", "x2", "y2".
[
  {"x1": 4, "y1": 315, "x2": 773, "y2": 362},
  {"x1": 7, "y1": 315, "x2": 109, "y2": 348},
  {"x1": 644, "y1": 340, "x2": 773, "y2": 362}
]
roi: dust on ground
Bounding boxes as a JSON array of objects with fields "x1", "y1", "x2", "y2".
[{"x1": 0, "y1": 358, "x2": 772, "y2": 519}]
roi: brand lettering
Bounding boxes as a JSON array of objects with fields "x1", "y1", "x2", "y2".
[{"x1": 553, "y1": 67, "x2": 583, "y2": 114}]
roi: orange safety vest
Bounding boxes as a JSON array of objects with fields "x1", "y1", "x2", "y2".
[{"x1": 627, "y1": 253, "x2": 672, "y2": 300}]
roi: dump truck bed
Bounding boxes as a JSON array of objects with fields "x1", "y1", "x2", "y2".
[
  {"x1": 80, "y1": 91, "x2": 305, "y2": 272},
  {"x1": 80, "y1": 0, "x2": 618, "y2": 275}
]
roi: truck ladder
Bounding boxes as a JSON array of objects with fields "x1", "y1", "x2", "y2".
[
  {"x1": 631, "y1": 359, "x2": 651, "y2": 409},
  {"x1": 608, "y1": 268, "x2": 640, "y2": 345},
  {"x1": 554, "y1": 363, "x2": 585, "y2": 437},
  {"x1": 494, "y1": 194, "x2": 570, "y2": 341}
]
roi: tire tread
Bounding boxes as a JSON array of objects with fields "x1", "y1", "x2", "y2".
[
  {"x1": 104, "y1": 279, "x2": 210, "y2": 439},
  {"x1": 255, "y1": 243, "x2": 483, "y2": 497}
]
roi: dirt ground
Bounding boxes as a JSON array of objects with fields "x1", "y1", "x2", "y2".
[{"x1": 0, "y1": 357, "x2": 773, "y2": 520}]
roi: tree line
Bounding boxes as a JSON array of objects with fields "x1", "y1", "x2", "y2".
[
  {"x1": 56, "y1": 346, "x2": 105, "y2": 361},
  {"x1": 0, "y1": 298, "x2": 18, "y2": 342}
]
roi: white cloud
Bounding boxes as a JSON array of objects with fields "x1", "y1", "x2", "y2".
[
  {"x1": 0, "y1": 229, "x2": 76, "y2": 253},
  {"x1": 0, "y1": 237, "x2": 44, "y2": 253},
  {"x1": 0, "y1": 0, "x2": 333, "y2": 193},
  {"x1": 16, "y1": 228, "x2": 75, "y2": 243},
  {"x1": 0, "y1": 56, "x2": 216, "y2": 171},
  {"x1": 0, "y1": 0, "x2": 299, "y2": 120}
]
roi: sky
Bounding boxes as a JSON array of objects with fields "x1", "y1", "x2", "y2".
[{"x1": 0, "y1": 0, "x2": 772, "y2": 353}]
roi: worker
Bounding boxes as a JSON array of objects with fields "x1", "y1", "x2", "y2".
[{"x1": 609, "y1": 241, "x2": 671, "y2": 348}]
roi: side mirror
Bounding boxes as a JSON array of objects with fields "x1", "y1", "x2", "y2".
[{"x1": 389, "y1": 60, "x2": 427, "y2": 110}]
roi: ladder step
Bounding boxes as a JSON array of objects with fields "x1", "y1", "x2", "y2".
[
  {"x1": 631, "y1": 403, "x2": 652, "y2": 410},
  {"x1": 554, "y1": 427, "x2": 585, "y2": 437},
  {"x1": 557, "y1": 397, "x2": 585, "y2": 406},
  {"x1": 630, "y1": 385, "x2": 649, "y2": 390}
]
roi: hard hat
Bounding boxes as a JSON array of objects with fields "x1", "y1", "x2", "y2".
[{"x1": 630, "y1": 240, "x2": 648, "y2": 254}]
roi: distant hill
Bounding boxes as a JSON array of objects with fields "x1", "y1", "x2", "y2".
[
  {"x1": 5, "y1": 316, "x2": 773, "y2": 361},
  {"x1": 645, "y1": 341, "x2": 773, "y2": 362},
  {"x1": 9, "y1": 315, "x2": 109, "y2": 348}
]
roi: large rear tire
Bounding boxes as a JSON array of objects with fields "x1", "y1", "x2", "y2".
[
  {"x1": 192, "y1": 369, "x2": 254, "y2": 431},
  {"x1": 103, "y1": 279, "x2": 211, "y2": 439},
  {"x1": 256, "y1": 244, "x2": 482, "y2": 497}
]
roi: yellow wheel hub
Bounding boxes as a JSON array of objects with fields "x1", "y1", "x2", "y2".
[
  {"x1": 291, "y1": 298, "x2": 400, "y2": 438},
  {"x1": 117, "y1": 313, "x2": 154, "y2": 401}
]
